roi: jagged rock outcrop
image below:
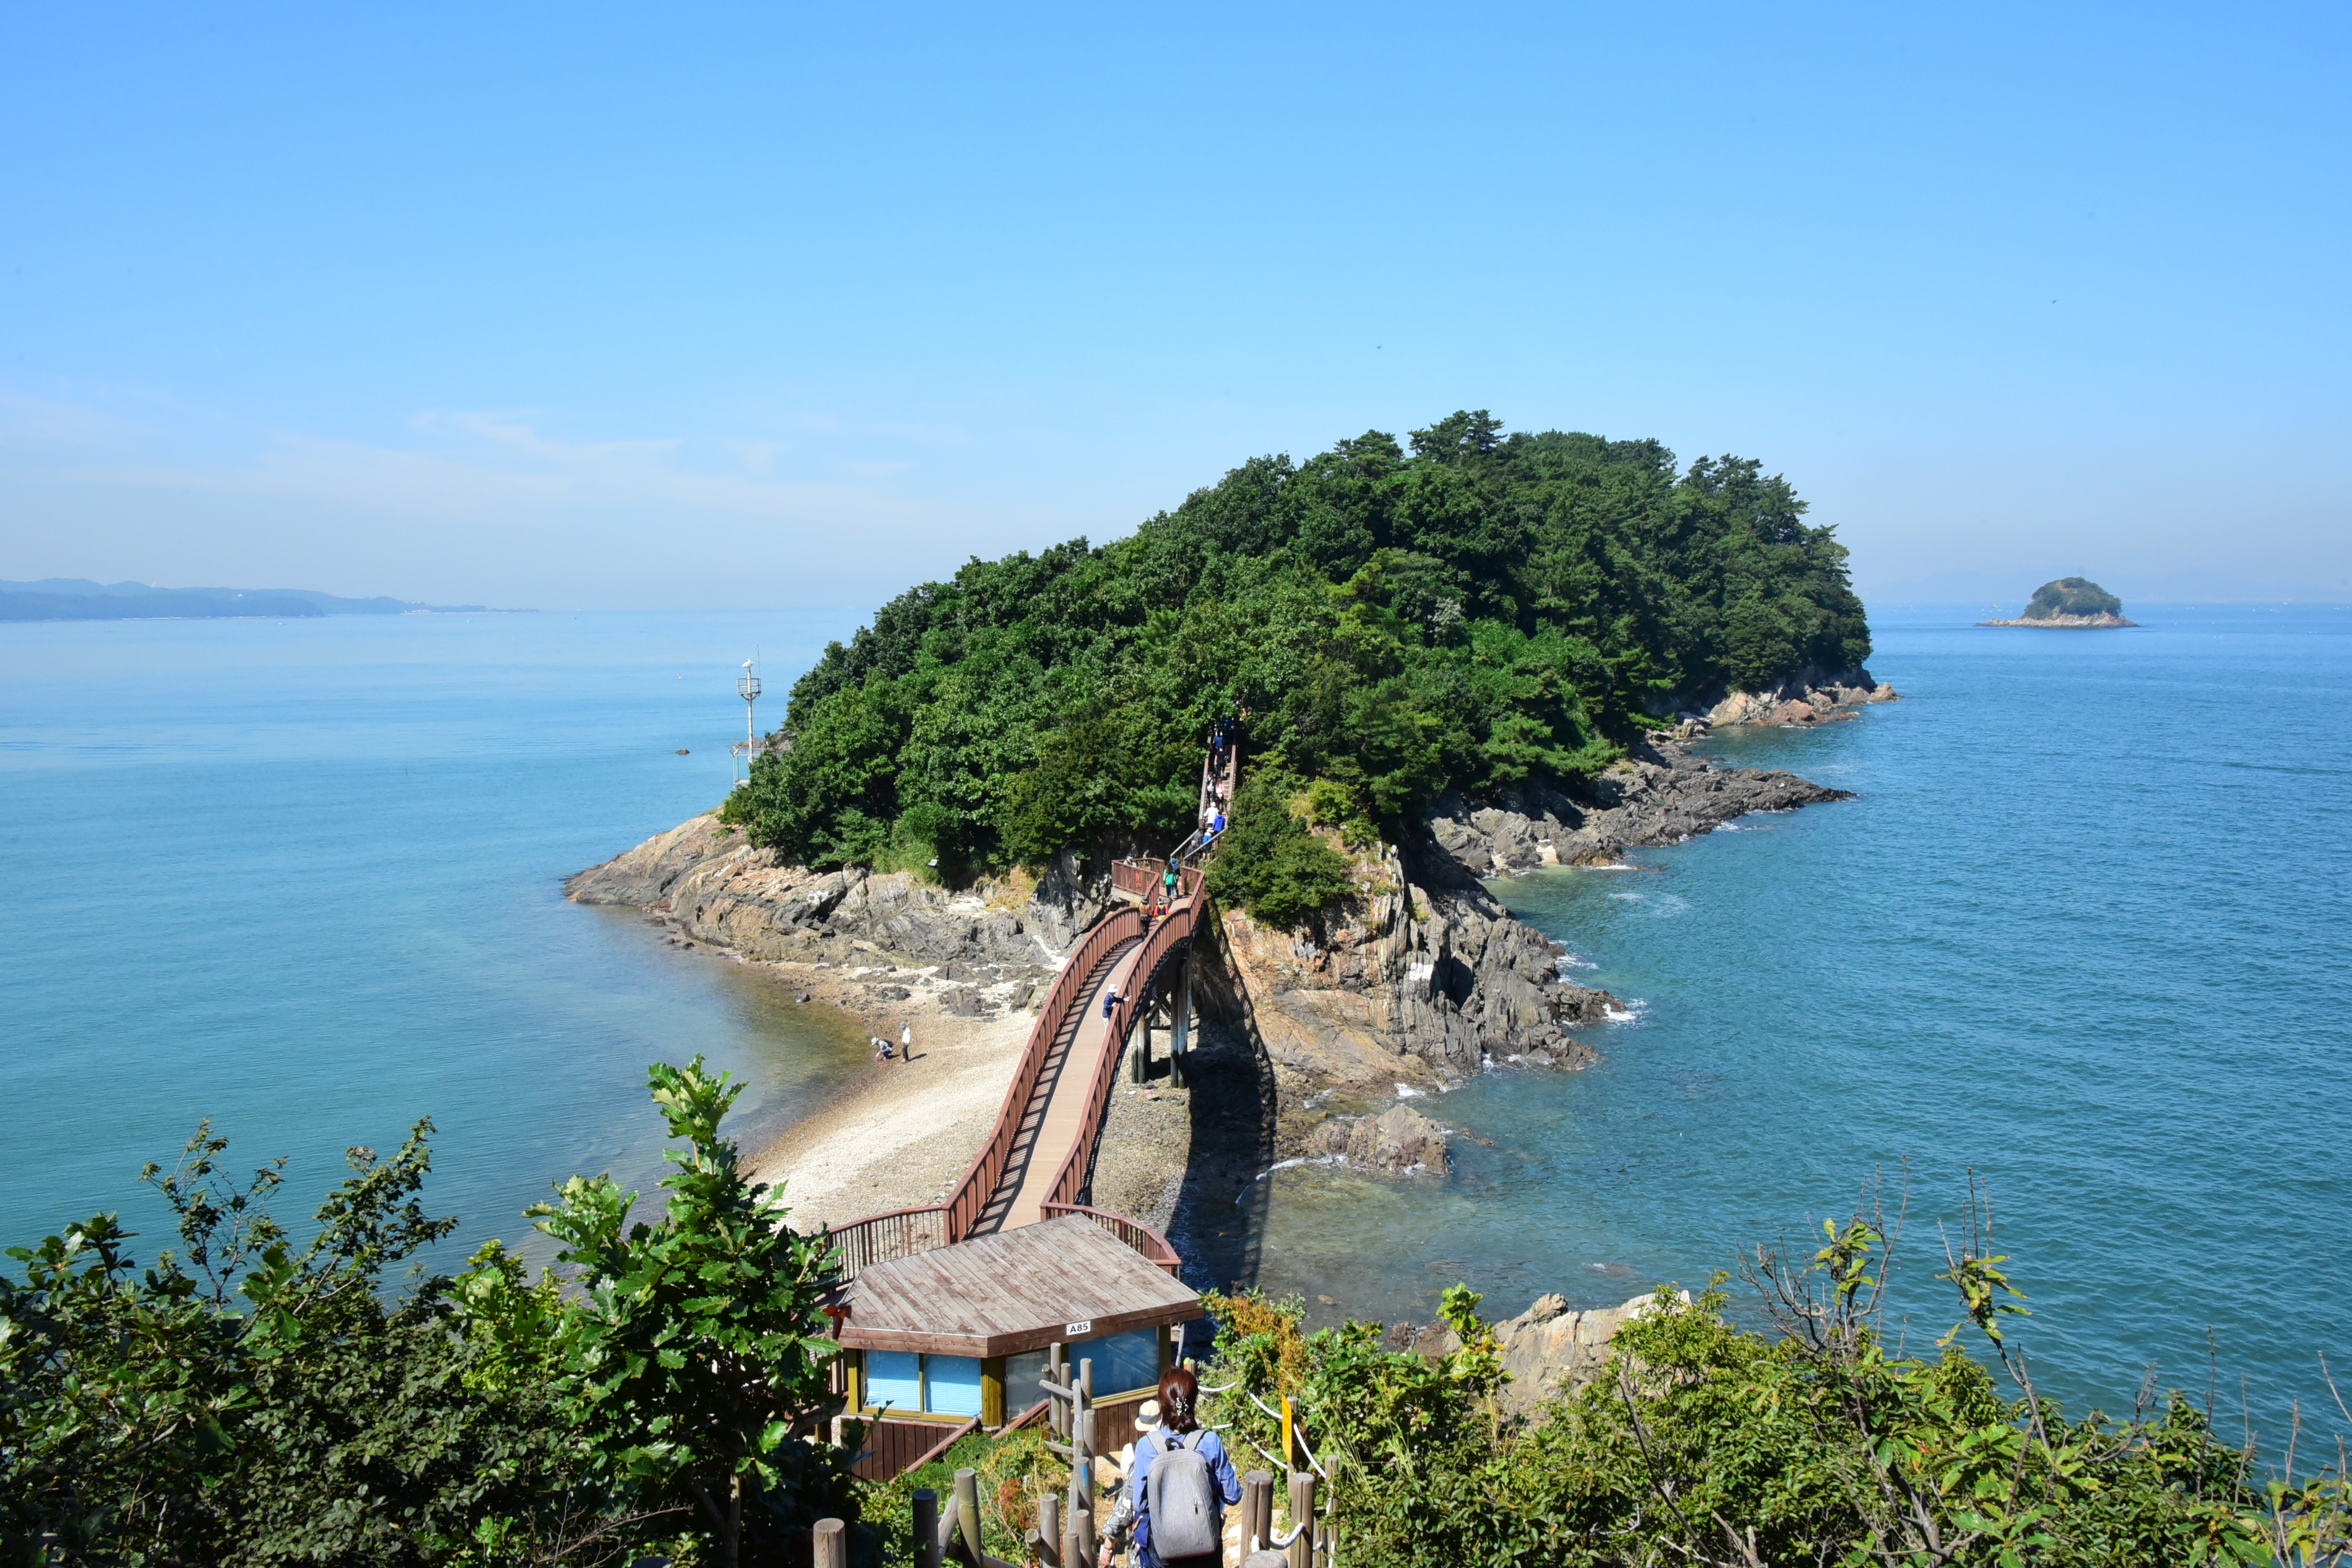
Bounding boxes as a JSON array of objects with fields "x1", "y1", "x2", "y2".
[
  {"x1": 1200, "y1": 834, "x2": 1613, "y2": 1088},
  {"x1": 1424, "y1": 738, "x2": 1852, "y2": 877},
  {"x1": 1652, "y1": 664, "x2": 1898, "y2": 729},
  {"x1": 1305, "y1": 1104, "x2": 1452, "y2": 1175},
  {"x1": 1408, "y1": 1289, "x2": 1695, "y2": 1415},
  {"x1": 566, "y1": 814, "x2": 1068, "y2": 987}
]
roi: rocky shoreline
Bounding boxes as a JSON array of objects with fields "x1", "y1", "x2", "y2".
[
  {"x1": 1977, "y1": 611, "x2": 2138, "y2": 628},
  {"x1": 566, "y1": 683, "x2": 1884, "y2": 1326}
]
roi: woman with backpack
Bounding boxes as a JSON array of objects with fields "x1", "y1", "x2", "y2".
[{"x1": 1119, "y1": 1365, "x2": 1240, "y2": 1568}]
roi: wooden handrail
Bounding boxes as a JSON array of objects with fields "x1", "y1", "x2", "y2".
[
  {"x1": 901, "y1": 1414, "x2": 982, "y2": 1474},
  {"x1": 1003, "y1": 1396, "x2": 1054, "y2": 1432},
  {"x1": 937, "y1": 905, "x2": 1143, "y2": 1241},
  {"x1": 826, "y1": 1204, "x2": 951, "y2": 1282},
  {"x1": 1043, "y1": 890, "x2": 1204, "y2": 1211}
]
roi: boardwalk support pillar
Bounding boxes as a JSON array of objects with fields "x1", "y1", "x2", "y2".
[{"x1": 1168, "y1": 960, "x2": 1194, "y2": 1088}]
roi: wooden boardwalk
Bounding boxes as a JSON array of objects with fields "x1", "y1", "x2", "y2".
[
  {"x1": 996, "y1": 934, "x2": 1155, "y2": 1230},
  {"x1": 826, "y1": 739, "x2": 1237, "y2": 1278},
  {"x1": 964, "y1": 934, "x2": 1142, "y2": 1236}
]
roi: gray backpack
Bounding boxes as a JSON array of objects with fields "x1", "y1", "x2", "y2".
[{"x1": 1147, "y1": 1428, "x2": 1219, "y2": 1560}]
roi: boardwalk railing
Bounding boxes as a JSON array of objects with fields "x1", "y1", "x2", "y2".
[
  {"x1": 1110, "y1": 858, "x2": 1207, "y2": 902},
  {"x1": 942, "y1": 905, "x2": 1141, "y2": 1240},
  {"x1": 1043, "y1": 887, "x2": 1203, "y2": 1212},
  {"x1": 1040, "y1": 1203, "x2": 1183, "y2": 1275},
  {"x1": 827, "y1": 1205, "x2": 951, "y2": 1283}
]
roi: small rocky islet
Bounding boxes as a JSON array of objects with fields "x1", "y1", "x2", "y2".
[{"x1": 1979, "y1": 575, "x2": 2139, "y2": 628}]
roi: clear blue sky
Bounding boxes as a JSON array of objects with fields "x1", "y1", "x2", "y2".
[{"x1": 4, "y1": 2, "x2": 2347, "y2": 609}]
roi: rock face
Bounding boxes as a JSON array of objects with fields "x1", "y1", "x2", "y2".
[
  {"x1": 1202, "y1": 832, "x2": 1615, "y2": 1090},
  {"x1": 1689, "y1": 664, "x2": 1900, "y2": 729},
  {"x1": 1423, "y1": 738, "x2": 1852, "y2": 878},
  {"x1": 575, "y1": 728, "x2": 1858, "y2": 1150},
  {"x1": 1410, "y1": 1289, "x2": 1695, "y2": 1416},
  {"x1": 1304, "y1": 1104, "x2": 1451, "y2": 1175},
  {"x1": 1980, "y1": 611, "x2": 2136, "y2": 628},
  {"x1": 566, "y1": 814, "x2": 1084, "y2": 990}
]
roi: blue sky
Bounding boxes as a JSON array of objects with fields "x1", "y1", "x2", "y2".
[{"x1": 3, "y1": 2, "x2": 2347, "y2": 609}]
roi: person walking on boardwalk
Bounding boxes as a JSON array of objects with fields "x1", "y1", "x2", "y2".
[
  {"x1": 1104, "y1": 984, "x2": 1120, "y2": 1022},
  {"x1": 1120, "y1": 1365, "x2": 1240, "y2": 1568}
]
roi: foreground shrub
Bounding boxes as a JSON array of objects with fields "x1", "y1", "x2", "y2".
[
  {"x1": 1202, "y1": 1193, "x2": 2352, "y2": 1567},
  {"x1": 0, "y1": 1057, "x2": 855, "y2": 1568}
]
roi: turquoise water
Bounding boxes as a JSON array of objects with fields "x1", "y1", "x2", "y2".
[
  {"x1": 0, "y1": 611, "x2": 875, "y2": 1269},
  {"x1": 1241, "y1": 605, "x2": 2352, "y2": 1442},
  {"x1": 6, "y1": 605, "x2": 2348, "y2": 1444}
]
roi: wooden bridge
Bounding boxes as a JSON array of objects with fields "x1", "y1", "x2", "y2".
[{"x1": 827, "y1": 738, "x2": 1238, "y2": 1279}]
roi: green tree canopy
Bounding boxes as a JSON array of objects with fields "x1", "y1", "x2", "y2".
[
  {"x1": 2025, "y1": 577, "x2": 2126, "y2": 618},
  {"x1": 726, "y1": 413, "x2": 1871, "y2": 877}
]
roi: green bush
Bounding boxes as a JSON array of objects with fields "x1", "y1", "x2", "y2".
[
  {"x1": 1200, "y1": 1199, "x2": 2352, "y2": 1567},
  {"x1": 1, "y1": 1060, "x2": 856, "y2": 1568},
  {"x1": 863, "y1": 1426, "x2": 1065, "y2": 1565},
  {"x1": 1205, "y1": 769, "x2": 1362, "y2": 929}
]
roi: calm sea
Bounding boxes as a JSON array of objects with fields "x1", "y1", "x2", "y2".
[
  {"x1": 5, "y1": 605, "x2": 2347, "y2": 1442},
  {"x1": 1237, "y1": 603, "x2": 2352, "y2": 1444},
  {"x1": 0, "y1": 610, "x2": 876, "y2": 1273}
]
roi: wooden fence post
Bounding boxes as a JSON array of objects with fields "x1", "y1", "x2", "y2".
[
  {"x1": 954, "y1": 1468, "x2": 986, "y2": 1565},
  {"x1": 1242, "y1": 1472, "x2": 1275, "y2": 1556},
  {"x1": 1287, "y1": 1472, "x2": 1316, "y2": 1568},
  {"x1": 814, "y1": 1518, "x2": 846, "y2": 1568},
  {"x1": 1071, "y1": 1357, "x2": 1096, "y2": 1568},
  {"x1": 913, "y1": 1490, "x2": 940, "y2": 1568},
  {"x1": 1037, "y1": 1494, "x2": 1061, "y2": 1568}
]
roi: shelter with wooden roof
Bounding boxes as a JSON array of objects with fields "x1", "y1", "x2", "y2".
[{"x1": 835, "y1": 1214, "x2": 1203, "y2": 1428}]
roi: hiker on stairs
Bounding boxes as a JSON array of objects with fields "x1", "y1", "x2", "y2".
[{"x1": 1119, "y1": 1365, "x2": 1240, "y2": 1568}]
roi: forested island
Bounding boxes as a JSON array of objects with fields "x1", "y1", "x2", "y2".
[{"x1": 726, "y1": 411, "x2": 1873, "y2": 908}]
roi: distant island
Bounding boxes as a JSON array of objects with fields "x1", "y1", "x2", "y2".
[
  {"x1": 0, "y1": 579, "x2": 517, "y2": 622},
  {"x1": 1978, "y1": 577, "x2": 2138, "y2": 628}
]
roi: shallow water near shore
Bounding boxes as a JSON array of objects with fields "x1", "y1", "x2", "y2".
[
  {"x1": 0, "y1": 610, "x2": 876, "y2": 1270},
  {"x1": 1236, "y1": 604, "x2": 2352, "y2": 1441}
]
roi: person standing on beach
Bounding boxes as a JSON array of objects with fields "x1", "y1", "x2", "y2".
[{"x1": 900, "y1": 1022, "x2": 912, "y2": 1062}]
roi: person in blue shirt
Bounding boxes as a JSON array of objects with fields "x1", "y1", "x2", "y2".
[{"x1": 1121, "y1": 1365, "x2": 1240, "y2": 1568}]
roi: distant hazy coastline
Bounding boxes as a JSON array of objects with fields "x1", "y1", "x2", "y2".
[{"x1": 0, "y1": 578, "x2": 526, "y2": 621}]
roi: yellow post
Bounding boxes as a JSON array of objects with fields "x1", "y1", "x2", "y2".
[
  {"x1": 1281, "y1": 1394, "x2": 1294, "y2": 1471},
  {"x1": 982, "y1": 1357, "x2": 1007, "y2": 1428}
]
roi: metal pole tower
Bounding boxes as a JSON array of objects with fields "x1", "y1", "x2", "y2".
[{"x1": 734, "y1": 659, "x2": 761, "y2": 788}]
